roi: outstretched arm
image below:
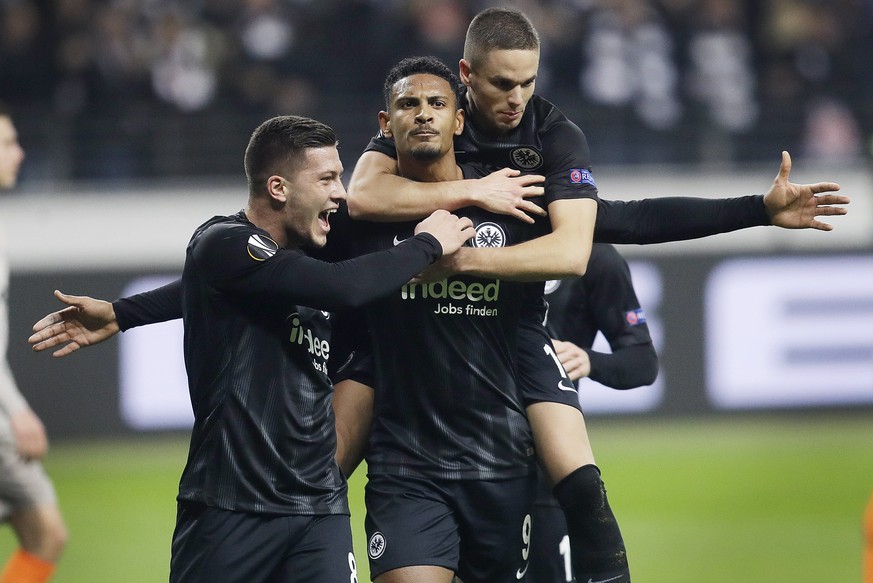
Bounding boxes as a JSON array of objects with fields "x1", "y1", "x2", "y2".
[
  {"x1": 594, "y1": 151, "x2": 847, "y2": 245},
  {"x1": 29, "y1": 276, "x2": 187, "y2": 359},
  {"x1": 29, "y1": 277, "x2": 186, "y2": 358}
]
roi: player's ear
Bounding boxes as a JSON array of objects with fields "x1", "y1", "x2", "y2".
[
  {"x1": 378, "y1": 111, "x2": 392, "y2": 138},
  {"x1": 459, "y1": 59, "x2": 472, "y2": 84},
  {"x1": 455, "y1": 108, "x2": 464, "y2": 136},
  {"x1": 266, "y1": 175, "x2": 288, "y2": 203}
]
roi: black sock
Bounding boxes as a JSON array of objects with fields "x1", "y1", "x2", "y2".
[{"x1": 552, "y1": 464, "x2": 631, "y2": 583}]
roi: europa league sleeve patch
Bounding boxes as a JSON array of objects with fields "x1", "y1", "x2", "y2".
[
  {"x1": 568, "y1": 168, "x2": 596, "y2": 187},
  {"x1": 247, "y1": 234, "x2": 279, "y2": 261},
  {"x1": 625, "y1": 308, "x2": 646, "y2": 326}
]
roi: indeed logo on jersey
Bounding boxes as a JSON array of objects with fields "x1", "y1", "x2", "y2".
[
  {"x1": 287, "y1": 312, "x2": 330, "y2": 373},
  {"x1": 401, "y1": 278, "x2": 500, "y2": 301},
  {"x1": 398, "y1": 221, "x2": 503, "y2": 317},
  {"x1": 401, "y1": 279, "x2": 501, "y2": 316}
]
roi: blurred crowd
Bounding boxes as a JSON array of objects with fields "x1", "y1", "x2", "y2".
[{"x1": 1, "y1": 0, "x2": 872, "y2": 182}]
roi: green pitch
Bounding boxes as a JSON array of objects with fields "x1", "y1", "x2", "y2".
[{"x1": 1, "y1": 413, "x2": 870, "y2": 582}]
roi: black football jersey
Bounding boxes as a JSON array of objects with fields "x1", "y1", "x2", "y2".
[{"x1": 178, "y1": 211, "x2": 441, "y2": 514}]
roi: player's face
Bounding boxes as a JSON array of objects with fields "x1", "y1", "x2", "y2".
[
  {"x1": 379, "y1": 73, "x2": 463, "y2": 162},
  {"x1": 460, "y1": 49, "x2": 539, "y2": 134},
  {"x1": 282, "y1": 145, "x2": 345, "y2": 249},
  {"x1": 0, "y1": 116, "x2": 25, "y2": 190}
]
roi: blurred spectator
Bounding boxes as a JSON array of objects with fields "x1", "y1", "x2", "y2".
[
  {"x1": 801, "y1": 97, "x2": 863, "y2": 164},
  {"x1": 0, "y1": 0, "x2": 870, "y2": 181},
  {"x1": 760, "y1": 0, "x2": 871, "y2": 160},
  {"x1": 0, "y1": 1, "x2": 54, "y2": 103},
  {"x1": 150, "y1": 7, "x2": 221, "y2": 113},
  {"x1": 573, "y1": 0, "x2": 682, "y2": 163},
  {"x1": 580, "y1": 0, "x2": 681, "y2": 130},
  {"x1": 680, "y1": 0, "x2": 758, "y2": 163},
  {"x1": 403, "y1": 0, "x2": 470, "y2": 66}
]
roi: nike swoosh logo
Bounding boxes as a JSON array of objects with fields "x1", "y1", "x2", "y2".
[
  {"x1": 559, "y1": 380, "x2": 577, "y2": 393},
  {"x1": 588, "y1": 575, "x2": 625, "y2": 583},
  {"x1": 515, "y1": 562, "x2": 529, "y2": 580},
  {"x1": 393, "y1": 235, "x2": 405, "y2": 246}
]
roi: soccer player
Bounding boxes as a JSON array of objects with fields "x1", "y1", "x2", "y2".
[
  {"x1": 62, "y1": 114, "x2": 474, "y2": 583},
  {"x1": 530, "y1": 243, "x2": 659, "y2": 582},
  {"x1": 544, "y1": 244, "x2": 658, "y2": 389},
  {"x1": 0, "y1": 103, "x2": 68, "y2": 583},
  {"x1": 347, "y1": 57, "x2": 551, "y2": 583},
  {"x1": 346, "y1": 9, "x2": 846, "y2": 582}
]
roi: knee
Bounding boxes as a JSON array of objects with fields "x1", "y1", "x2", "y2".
[
  {"x1": 16, "y1": 506, "x2": 68, "y2": 562},
  {"x1": 42, "y1": 517, "x2": 69, "y2": 561}
]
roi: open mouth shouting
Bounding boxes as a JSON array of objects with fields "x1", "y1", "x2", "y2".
[{"x1": 318, "y1": 208, "x2": 337, "y2": 232}]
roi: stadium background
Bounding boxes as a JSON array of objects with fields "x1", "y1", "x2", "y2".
[{"x1": 1, "y1": 0, "x2": 872, "y2": 581}]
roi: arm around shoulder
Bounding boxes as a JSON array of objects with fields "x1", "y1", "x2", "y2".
[
  {"x1": 347, "y1": 151, "x2": 474, "y2": 221},
  {"x1": 445, "y1": 198, "x2": 596, "y2": 281}
]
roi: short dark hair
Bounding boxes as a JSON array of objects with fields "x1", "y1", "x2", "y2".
[
  {"x1": 463, "y1": 8, "x2": 540, "y2": 68},
  {"x1": 244, "y1": 115, "x2": 337, "y2": 193},
  {"x1": 382, "y1": 56, "x2": 462, "y2": 110}
]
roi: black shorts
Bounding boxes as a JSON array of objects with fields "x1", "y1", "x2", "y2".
[
  {"x1": 170, "y1": 501, "x2": 358, "y2": 583},
  {"x1": 364, "y1": 472, "x2": 536, "y2": 582},
  {"x1": 332, "y1": 348, "x2": 374, "y2": 387},
  {"x1": 529, "y1": 502, "x2": 574, "y2": 583},
  {"x1": 518, "y1": 317, "x2": 582, "y2": 410}
]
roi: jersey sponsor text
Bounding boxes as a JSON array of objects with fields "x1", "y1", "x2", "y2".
[
  {"x1": 287, "y1": 312, "x2": 330, "y2": 371},
  {"x1": 401, "y1": 278, "x2": 500, "y2": 302}
]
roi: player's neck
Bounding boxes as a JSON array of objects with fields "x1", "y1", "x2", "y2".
[
  {"x1": 244, "y1": 205, "x2": 295, "y2": 250},
  {"x1": 396, "y1": 154, "x2": 463, "y2": 183},
  {"x1": 466, "y1": 105, "x2": 511, "y2": 139}
]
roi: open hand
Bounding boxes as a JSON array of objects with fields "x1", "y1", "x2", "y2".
[
  {"x1": 28, "y1": 290, "x2": 119, "y2": 357},
  {"x1": 764, "y1": 151, "x2": 847, "y2": 230},
  {"x1": 472, "y1": 168, "x2": 547, "y2": 224}
]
